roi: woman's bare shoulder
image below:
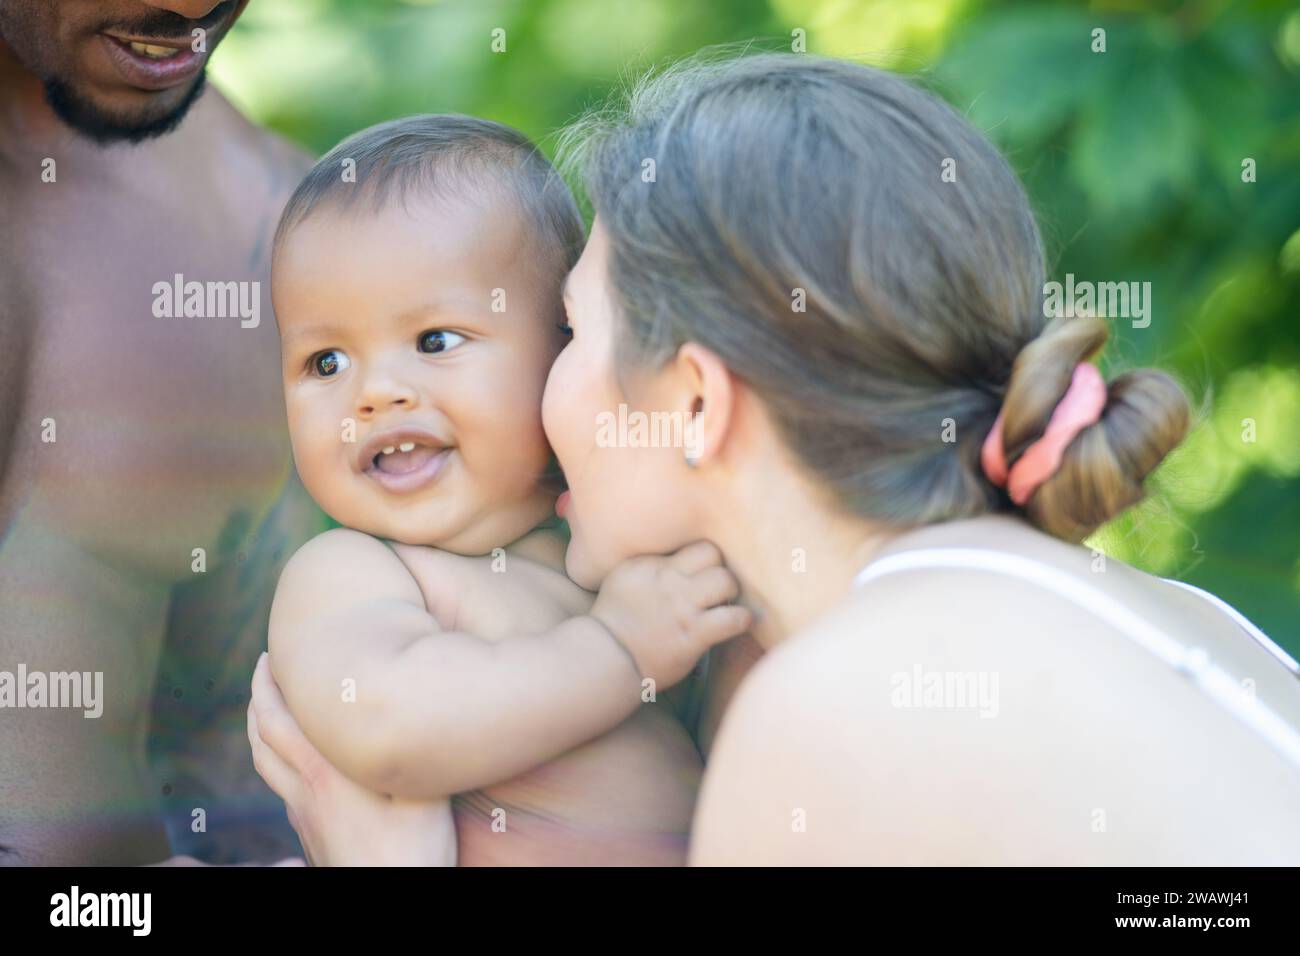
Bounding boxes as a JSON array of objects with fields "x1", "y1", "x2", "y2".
[
  {"x1": 693, "y1": 559, "x2": 1300, "y2": 864},
  {"x1": 692, "y1": 582, "x2": 1033, "y2": 863}
]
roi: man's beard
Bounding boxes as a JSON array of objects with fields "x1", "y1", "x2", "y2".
[{"x1": 42, "y1": 70, "x2": 209, "y2": 145}]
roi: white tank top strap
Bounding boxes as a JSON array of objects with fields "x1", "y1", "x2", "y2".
[
  {"x1": 1161, "y1": 578, "x2": 1300, "y2": 677},
  {"x1": 852, "y1": 547, "x2": 1300, "y2": 772}
]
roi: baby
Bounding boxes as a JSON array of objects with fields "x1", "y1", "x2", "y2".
[{"x1": 266, "y1": 115, "x2": 749, "y2": 865}]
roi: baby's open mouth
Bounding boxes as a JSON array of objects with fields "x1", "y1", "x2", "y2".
[
  {"x1": 371, "y1": 441, "x2": 440, "y2": 475},
  {"x1": 360, "y1": 433, "x2": 453, "y2": 494}
]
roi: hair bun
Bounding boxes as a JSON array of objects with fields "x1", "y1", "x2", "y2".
[{"x1": 993, "y1": 315, "x2": 1190, "y2": 541}]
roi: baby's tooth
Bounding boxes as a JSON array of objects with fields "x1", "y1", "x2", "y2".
[
  {"x1": 398, "y1": 442, "x2": 415, "y2": 452},
  {"x1": 382, "y1": 446, "x2": 396, "y2": 455}
]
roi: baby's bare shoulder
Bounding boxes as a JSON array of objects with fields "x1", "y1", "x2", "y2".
[
  {"x1": 389, "y1": 531, "x2": 591, "y2": 634},
  {"x1": 271, "y1": 529, "x2": 424, "y2": 636},
  {"x1": 281, "y1": 528, "x2": 414, "y2": 593}
]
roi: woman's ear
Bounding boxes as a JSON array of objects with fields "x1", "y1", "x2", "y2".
[{"x1": 674, "y1": 342, "x2": 734, "y2": 467}]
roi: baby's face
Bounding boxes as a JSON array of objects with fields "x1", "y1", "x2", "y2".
[{"x1": 273, "y1": 192, "x2": 566, "y2": 553}]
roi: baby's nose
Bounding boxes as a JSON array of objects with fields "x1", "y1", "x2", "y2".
[{"x1": 357, "y1": 376, "x2": 419, "y2": 417}]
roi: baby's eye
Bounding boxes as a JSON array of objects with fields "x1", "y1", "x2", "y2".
[
  {"x1": 418, "y1": 330, "x2": 467, "y2": 354},
  {"x1": 309, "y1": 349, "x2": 350, "y2": 378}
]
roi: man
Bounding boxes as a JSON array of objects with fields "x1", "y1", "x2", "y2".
[{"x1": 0, "y1": 0, "x2": 325, "y2": 863}]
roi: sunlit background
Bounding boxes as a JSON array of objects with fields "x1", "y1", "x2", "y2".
[{"x1": 212, "y1": 0, "x2": 1300, "y2": 651}]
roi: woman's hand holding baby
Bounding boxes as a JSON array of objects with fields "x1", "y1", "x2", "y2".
[{"x1": 590, "y1": 541, "x2": 752, "y2": 690}]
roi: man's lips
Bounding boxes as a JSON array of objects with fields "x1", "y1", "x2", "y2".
[{"x1": 98, "y1": 32, "x2": 207, "y2": 91}]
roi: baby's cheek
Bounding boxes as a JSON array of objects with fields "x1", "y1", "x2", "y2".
[
  {"x1": 297, "y1": 454, "x2": 344, "y2": 523},
  {"x1": 486, "y1": 388, "x2": 553, "y2": 458},
  {"x1": 289, "y1": 424, "x2": 350, "y2": 518},
  {"x1": 503, "y1": 428, "x2": 555, "y2": 494}
]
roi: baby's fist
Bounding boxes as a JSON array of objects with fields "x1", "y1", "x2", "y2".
[{"x1": 591, "y1": 541, "x2": 751, "y2": 689}]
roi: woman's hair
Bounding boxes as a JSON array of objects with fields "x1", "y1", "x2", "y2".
[{"x1": 568, "y1": 52, "x2": 1189, "y2": 542}]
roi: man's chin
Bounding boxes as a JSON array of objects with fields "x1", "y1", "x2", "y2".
[{"x1": 43, "y1": 72, "x2": 208, "y2": 145}]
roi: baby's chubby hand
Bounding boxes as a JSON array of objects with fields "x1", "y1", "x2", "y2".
[{"x1": 590, "y1": 541, "x2": 751, "y2": 691}]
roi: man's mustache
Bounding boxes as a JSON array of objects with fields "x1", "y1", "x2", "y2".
[{"x1": 97, "y1": 0, "x2": 239, "y2": 42}]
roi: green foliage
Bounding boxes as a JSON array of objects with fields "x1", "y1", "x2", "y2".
[
  {"x1": 934, "y1": 1, "x2": 1300, "y2": 650},
  {"x1": 217, "y1": 0, "x2": 1300, "y2": 650}
]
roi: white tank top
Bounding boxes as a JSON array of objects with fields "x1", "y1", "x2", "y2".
[{"x1": 852, "y1": 547, "x2": 1300, "y2": 771}]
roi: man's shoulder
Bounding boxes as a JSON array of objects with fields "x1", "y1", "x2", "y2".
[
  {"x1": 246, "y1": 118, "x2": 315, "y2": 188},
  {"x1": 189, "y1": 88, "x2": 314, "y2": 202},
  {"x1": 169, "y1": 88, "x2": 314, "y2": 269}
]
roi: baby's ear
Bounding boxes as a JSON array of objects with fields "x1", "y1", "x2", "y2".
[{"x1": 674, "y1": 342, "x2": 735, "y2": 468}]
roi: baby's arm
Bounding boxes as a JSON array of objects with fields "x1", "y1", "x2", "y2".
[{"x1": 268, "y1": 529, "x2": 747, "y2": 799}]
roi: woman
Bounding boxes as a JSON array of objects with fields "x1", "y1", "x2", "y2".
[{"x1": 249, "y1": 53, "x2": 1300, "y2": 864}]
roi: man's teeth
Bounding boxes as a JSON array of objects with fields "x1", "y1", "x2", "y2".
[{"x1": 129, "y1": 41, "x2": 181, "y2": 59}]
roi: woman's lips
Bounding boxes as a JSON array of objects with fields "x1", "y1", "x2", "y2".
[
  {"x1": 98, "y1": 34, "x2": 206, "y2": 91},
  {"x1": 363, "y1": 446, "x2": 452, "y2": 494}
]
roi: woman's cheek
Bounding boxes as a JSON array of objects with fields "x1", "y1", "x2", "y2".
[
  {"x1": 543, "y1": 357, "x2": 607, "y2": 578},
  {"x1": 541, "y1": 351, "x2": 582, "y2": 473}
]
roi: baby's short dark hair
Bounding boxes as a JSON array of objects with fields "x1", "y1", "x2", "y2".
[{"x1": 274, "y1": 114, "x2": 584, "y2": 279}]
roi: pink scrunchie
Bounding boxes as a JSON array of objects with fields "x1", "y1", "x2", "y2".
[{"x1": 980, "y1": 362, "x2": 1107, "y2": 506}]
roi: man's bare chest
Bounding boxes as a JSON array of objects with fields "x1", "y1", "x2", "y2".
[{"x1": 3, "y1": 191, "x2": 291, "y2": 577}]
